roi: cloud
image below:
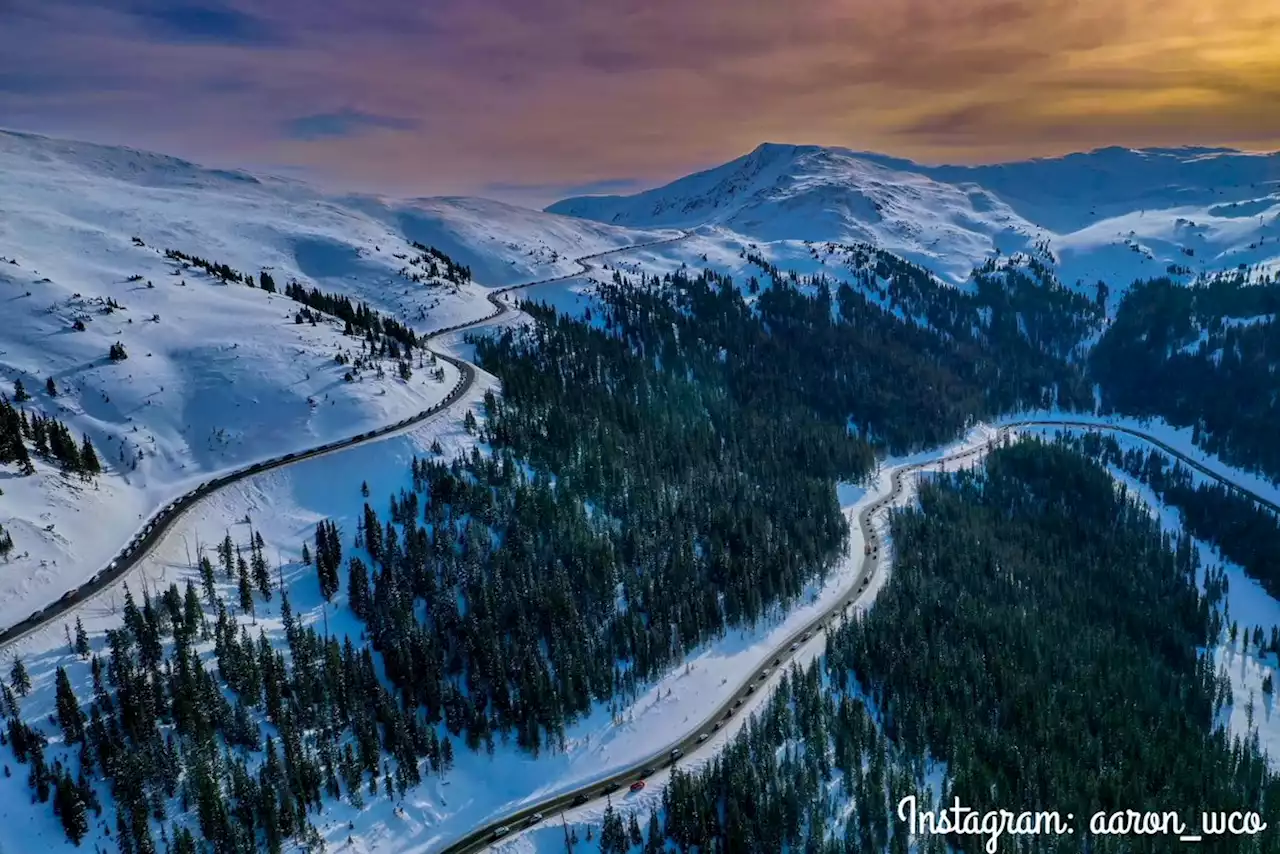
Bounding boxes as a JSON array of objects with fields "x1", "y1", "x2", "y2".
[
  {"x1": 282, "y1": 110, "x2": 419, "y2": 141},
  {"x1": 130, "y1": 2, "x2": 283, "y2": 45},
  {"x1": 0, "y1": 0, "x2": 1277, "y2": 198},
  {"x1": 22, "y1": 0, "x2": 286, "y2": 46}
]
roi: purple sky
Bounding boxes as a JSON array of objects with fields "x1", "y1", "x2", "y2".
[{"x1": 3, "y1": 0, "x2": 1278, "y2": 205}]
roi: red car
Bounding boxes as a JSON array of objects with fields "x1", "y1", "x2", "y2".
[{"x1": 630, "y1": 781, "x2": 646, "y2": 792}]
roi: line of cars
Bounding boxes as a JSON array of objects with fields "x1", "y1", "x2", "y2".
[
  {"x1": 0, "y1": 334, "x2": 483, "y2": 647},
  {"x1": 4, "y1": 298, "x2": 498, "y2": 642}
]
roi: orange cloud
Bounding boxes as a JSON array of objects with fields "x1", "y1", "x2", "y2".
[{"x1": 1, "y1": 0, "x2": 1277, "y2": 201}]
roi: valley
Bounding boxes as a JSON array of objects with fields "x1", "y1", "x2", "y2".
[{"x1": 2, "y1": 132, "x2": 1280, "y2": 854}]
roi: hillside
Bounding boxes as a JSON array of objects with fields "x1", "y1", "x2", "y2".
[
  {"x1": 0, "y1": 129, "x2": 666, "y2": 629},
  {"x1": 548, "y1": 142, "x2": 1280, "y2": 290}
]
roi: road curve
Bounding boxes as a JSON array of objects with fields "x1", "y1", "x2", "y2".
[
  {"x1": 0, "y1": 230, "x2": 693, "y2": 651},
  {"x1": 444, "y1": 422, "x2": 1280, "y2": 853}
]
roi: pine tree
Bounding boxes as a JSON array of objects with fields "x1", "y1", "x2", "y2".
[
  {"x1": 645, "y1": 811, "x2": 664, "y2": 853},
  {"x1": 45, "y1": 377, "x2": 57, "y2": 397},
  {"x1": 199, "y1": 554, "x2": 217, "y2": 607},
  {"x1": 73, "y1": 617, "x2": 90, "y2": 658},
  {"x1": 9, "y1": 656, "x2": 30, "y2": 697},
  {"x1": 219, "y1": 533, "x2": 235, "y2": 579},
  {"x1": 347, "y1": 557, "x2": 370, "y2": 620},
  {"x1": 54, "y1": 667, "x2": 85, "y2": 744},
  {"x1": 251, "y1": 542, "x2": 272, "y2": 601},
  {"x1": 600, "y1": 800, "x2": 627, "y2": 854},
  {"x1": 79, "y1": 434, "x2": 100, "y2": 475},
  {"x1": 628, "y1": 810, "x2": 643, "y2": 847},
  {"x1": 54, "y1": 772, "x2": 89, "y2": 845},
  {"x1": 13, "y1": 379, "x2": 30, "y2": 402},
  {"x1": 238, "y1": 557, "x2": 254, "y2": 615}
]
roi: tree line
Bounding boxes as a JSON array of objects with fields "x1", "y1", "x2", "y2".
[{"x1": 1, "y1": 385, "x2": 101, "y2": 479}]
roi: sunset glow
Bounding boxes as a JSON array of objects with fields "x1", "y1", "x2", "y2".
[{"x1": 2, "y1": 0, "x2": 1278, "y2": 202}]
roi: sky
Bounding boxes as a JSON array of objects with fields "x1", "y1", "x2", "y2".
[{"x1": 2, "y1": 0, "x2": 1278, "y2": 206}]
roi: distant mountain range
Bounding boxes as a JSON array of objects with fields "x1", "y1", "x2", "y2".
[{"x1": 548, "y1": 142, "x2": 1280, "y2": 287}]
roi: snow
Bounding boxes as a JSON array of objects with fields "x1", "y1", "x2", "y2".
[
  {"x1": 0, "y1": 374, "x2": 1003, "y2": 854},
  {"x1": 548, "y1": 142, "x2": 1280, "y2": 292},
  {"x1": 0, "y1": 128, "x2": 667, "y2": 630}
]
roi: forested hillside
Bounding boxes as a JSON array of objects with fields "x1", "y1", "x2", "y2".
[
  {"x1": 652, "y1": 439, "x2": 1279, "y2": 853},
  {"x1": 1053, "y1": 429, "x2": 1280, "y2": 603},
  {"x1": 1091, "y1": 274, "x2": 1280, "y2": 481},
  {"x1": 590, "y1": 261, "x2": 1098, "y2": 455}
]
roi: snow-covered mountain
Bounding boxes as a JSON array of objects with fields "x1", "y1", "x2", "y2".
[
  {"x1": 548, "y1": 142, "x2": 1280, "y2": 287},
  {"x1": 0, "y1": 129, "x2": 666, "y2": 627}
]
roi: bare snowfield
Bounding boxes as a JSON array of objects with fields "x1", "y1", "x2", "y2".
[{"x1": 0, "y1": 129, "x2": 666, "y2": 629}]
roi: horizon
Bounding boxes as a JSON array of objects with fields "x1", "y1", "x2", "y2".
[
  {"x1": 3, "y1": 0, "x2": 1278, "y2": 206},
  {"x1": 5, "y1": 126, "x2": 1277, "y2": 211}
]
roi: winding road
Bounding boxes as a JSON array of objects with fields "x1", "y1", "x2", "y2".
[
  {"x1": 443, "y1": 420, "x2": 1280, "y2": 853},
  {"x1": 0, "y1": 230, "x2": 692, "y2": 651},
  {"x1": 3, "y1": 230, "x2": 1277, "y2": 852}
]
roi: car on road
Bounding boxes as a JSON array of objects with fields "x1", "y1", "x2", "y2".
[
  {"x1": 772, "y1": 657, "x2": 781, "y2": 666},
  {"x1": 745, "y1": 685, "x2": 755, "y2": 695},
  {"x1": 641, "y1": 767, "x2": 656, "y2": 777},
  {"x1": 526, "y1": 812, "x2": 544, "y2": 826},
  {"x1": 789, "y1": 643, "x2": 799, "y2": 651},
  {"x1": 697, "y1": 733, "x2": 709, "y2": 742},
  {"x1": 713, "y1": 722, "x2": 722, "y2": 730},
  {"x1": 572, "y1": 794, "x2": 588, "y2": 806},
  {"x1": 603, "y1": 782, "x2": 621, "y2": 794},
  {"x1": 492, "y1": 826, "x2": 510, "y2": 839},
  {"x1": 630, "y1": 781, "x2": 646, "y2": 792}
]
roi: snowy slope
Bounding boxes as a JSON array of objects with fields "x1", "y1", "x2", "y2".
[
  {"x1": 548, "y1": 143, "x2": 1280, "y2": 288},
  {"x1": 0, "y1": 129, "x2": 665, "y2": 629}
]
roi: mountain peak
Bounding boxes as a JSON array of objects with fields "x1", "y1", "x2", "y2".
[{"x1": 546, "y1": 140, "x2": 1280, "y2": 287}]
